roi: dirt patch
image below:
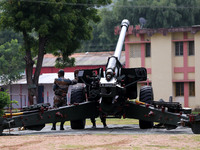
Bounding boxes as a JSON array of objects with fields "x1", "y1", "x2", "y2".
[{"x1": 0, "y1": 134, "x2": 200, "y2": 150}]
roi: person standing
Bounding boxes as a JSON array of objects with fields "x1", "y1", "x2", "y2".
[
  {"x1": 87, "y1": 71, "x2": 107, "y2": 128},
  {"x1": 51, "y1": 69, "x2": 77, "y2": 130}
]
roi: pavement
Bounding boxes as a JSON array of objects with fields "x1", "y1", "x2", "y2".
[{"x1": 2, "y1": 124, "x2": 193, "y2": 136}]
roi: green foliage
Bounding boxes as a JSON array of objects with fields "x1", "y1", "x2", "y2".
[
  {"x1": 0, "y1": 0, "x2": 111, "y2": 65},
  {"x1": 55, "y1": 56, "x2": 75, "y2": 69},
  {"x1": 110, "y1": 0, "x2": 200, "y2": 28},
  {"x1": 0, "y1": 29, "x2": 23, "y2": 45},
  {"x1": 0, "y1": 90, "x2": 10, "y2": 116},
  {"x1": 53, "y1": 50, "x2": 76, "y2": 68},
  {"x1": 129, "y1": 0, "x2": 200, "y2": 28},
  {"x1": 77, "y1": 8, "x2": 119, "y2": 52},
  {"x1": 0, "y1": 39, "x2": 25, "y2": 84}
]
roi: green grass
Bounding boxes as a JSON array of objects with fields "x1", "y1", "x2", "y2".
[
  {"x1": 49, "y1": 118, "x2": 139, "y2": 126},
  {"x1": 88, "y1": 118, "x2": 139, "y2": 125},
  {"x1": 192, "y1": 135, "x2": 200, "y2": 142},
  {"x1": 192, "y1": 111, "x2": 200, "y2": 115}
]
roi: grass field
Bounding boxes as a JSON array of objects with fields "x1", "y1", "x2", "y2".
[
  {"x1": 91, "y1": 118, "x2": 139, "y2": 125},
  {"x1": 52, "y1": 111, "x2": 200, "y2": 126},
  {"x1": 50, "y1": 118, "x2": 139, "y2": 126}
]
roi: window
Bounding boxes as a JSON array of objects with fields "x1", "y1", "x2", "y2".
[
  {"x1": 188, "y1": 41, "x2": 195, "y2": 56},
  {"x1": 175, "y1": 42, "x2": 183, "y2": 56},
  {"x1": 130, "y1": 44, "x2": 141, "y2": 58},
  {"x1": 175, "y1": 82, "x2": 184, "y2": 96},
  {"x1": 145, "y1": 43, "x2": 151, "y2": 57},
  {"x1": 189, "y1": 82, "x2": 195, "y2": 96}
]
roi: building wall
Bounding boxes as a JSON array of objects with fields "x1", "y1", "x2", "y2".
[
  {"x1": 129, "y1": 44, "x2": 142, "y2": 68},
  {"x1": 7, "y1": 84, "x2": 54, "y2": 109},
  {"x1": 194, "y1": 32, "x2": 200, "y2": 109},
  {"x1": 7, "y1": 83, "x2": 77, "y2": 109},
  {"x1": 43, "y1": 84, "x2": 54, "y2": 105},
  {"x1": 151, "y1": 33, "x2": 173, "y2": 101},
  {"x1": 9, "y1": 84, "x2": 28, "y2": 109}
]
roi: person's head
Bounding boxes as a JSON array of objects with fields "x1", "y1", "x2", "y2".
[{"x1": 58, "y1": 69, "x2": 65, "y2": 77}]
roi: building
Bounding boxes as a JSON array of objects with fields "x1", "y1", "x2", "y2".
[{"x1": 116, "y1": 25, "x2": 200, "y2": 109}]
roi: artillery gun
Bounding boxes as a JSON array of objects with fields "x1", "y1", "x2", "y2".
[{"x1": 1, "y1": 19, "x2": 200, "y2": 135}]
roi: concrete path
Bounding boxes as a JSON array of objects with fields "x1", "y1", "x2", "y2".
[{"x1": 2, "y1": 124, "x2": 193, "y2": 136}]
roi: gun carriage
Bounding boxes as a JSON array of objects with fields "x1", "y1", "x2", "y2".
[{"x1": 1, "y1": 20, "x2": 200, "y2": 135}]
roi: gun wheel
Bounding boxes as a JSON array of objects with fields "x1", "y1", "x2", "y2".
[
  {"x1": 0, "y1": 127, "x2": 3, "y2": 135},
  {"x1": 70, "y1": 120, "x2": 86, "y2": 129},
  {"x1": 191, "y1": 122, "x2": 200, "y2": 134},
  {"x1": 25, "y1": 124, "x2": 45, "y2": 131},
  {"x1": 139, "y1": 85, "x2": 154, "y2": 129},
  {"x1": 70, "y1": 85, "x2": 86, "y2": 129}
]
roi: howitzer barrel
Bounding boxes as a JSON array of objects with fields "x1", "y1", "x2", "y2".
[
  {"x1": 106, "y1": 19, "x2": 130, "y2": 81},
  {"x1": 113, "y1": 19, "x2": 130, "y2": 60}
]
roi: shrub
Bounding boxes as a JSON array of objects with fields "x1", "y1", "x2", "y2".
[{"x1": 0, "y1": 90, "x2": 10, "y2": 116}]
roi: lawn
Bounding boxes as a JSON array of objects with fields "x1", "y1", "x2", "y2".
[{"x1": 51, "y1": 118, "x2": 139, "y2": 126}]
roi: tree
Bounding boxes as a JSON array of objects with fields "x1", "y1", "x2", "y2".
[
  {"x1": 128, "y1": 0, "x2": 200, "y2": 28},
  {"x1": 0, "y1": 0, "x2": 111, "y2": 105},
  {"x1": 111, "y1": 0, "x2": 200, "y2": 28},
  {"x1": 78, "y1": 6, "x2": 120, "y2": 52},
  {"x1": 0, "y1": 39, "x2": 25, "y2": 85},
  {"x1": 78, "y1": 10, "x2": 118, "y2": 53}
]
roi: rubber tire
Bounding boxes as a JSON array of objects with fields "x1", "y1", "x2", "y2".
[
  {"x1": 191, "y1": 122, "x2": 200, "y2": 134},
  {"x1": 139, "y1": 85, "x2": 154, "y2": 129},
  {"x1": 70, "y1": 85, "x2": 86, "y2": 129},
  {"x1": 25, "y1": 124, "x2": 45, "y2": 131},
  {"x1": 139, "y1": 85, "x2": 154, "y2": 103},
  {"x1": 70, "y1": 120, "x2": 86, "y2": 130},
  {"x1": 0, "y1": 127, "x2": 3, "y2": 135}
]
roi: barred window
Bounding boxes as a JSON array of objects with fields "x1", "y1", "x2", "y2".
[
  {"x1": 189, "y1": 82, "x2": 195, "y2": 96},
  {"x1": 175, "y1": 82, "x2": 184, "y2": 96},
  {"x1": 130, "y1": 44, "x2": 141, "y2": 58},
  {"x1": 188, "y1": 41, "x2": 195, "y2": 56},
  {"x1": 175, "y1": 42, "x2": 183, "y2": 56},
  {"x1": 145, "y1": 43, "x2": 151, "y2": 57}
]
